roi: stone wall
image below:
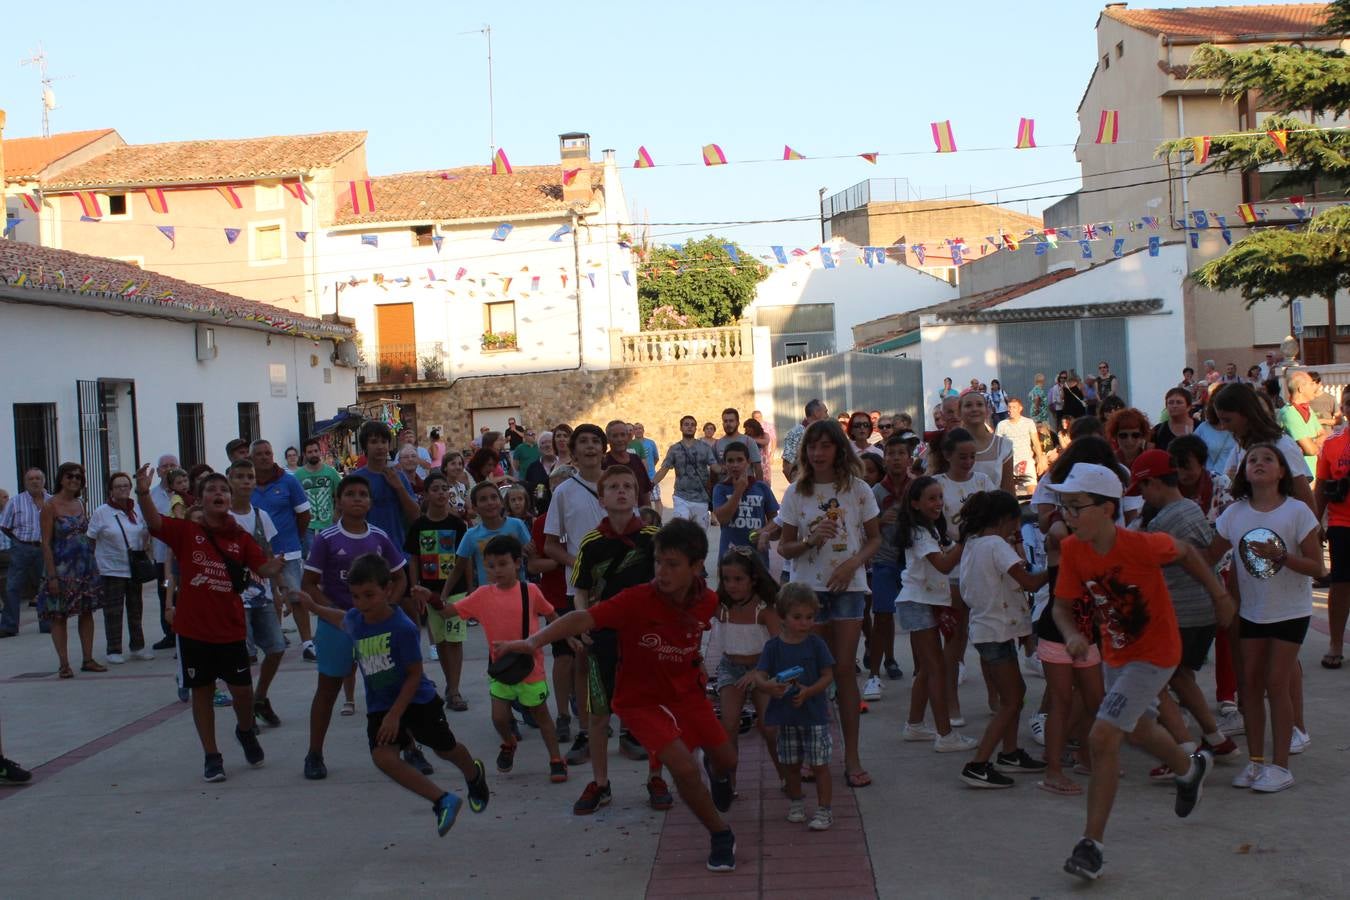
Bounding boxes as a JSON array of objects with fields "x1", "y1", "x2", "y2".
[{"x1": 359, "y1": 359, "x2": 756, "y2": 451}]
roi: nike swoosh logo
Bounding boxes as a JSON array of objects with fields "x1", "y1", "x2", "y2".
[{"x1": 236, "y1": 668, "x2": 248, "y2": 674}]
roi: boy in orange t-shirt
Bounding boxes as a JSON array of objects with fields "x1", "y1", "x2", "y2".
[{"x1": 1047, "y1": 464, "x2": 1234, "y2": 882}]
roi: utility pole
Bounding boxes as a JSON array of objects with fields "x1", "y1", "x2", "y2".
[{"x1": 458, "y1": 25, "x2": 495, "y2": 161}]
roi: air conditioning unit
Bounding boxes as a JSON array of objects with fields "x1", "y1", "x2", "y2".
[{"x1": 196, "y1": 324, "x2": 218, "y2": 361}]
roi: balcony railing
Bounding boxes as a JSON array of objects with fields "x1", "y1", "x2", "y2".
[
  {"x1": 610, "y1": 324, "x2": 754, "y2": 367},
  {"x1": 358, "y1": 342, "x2": 448, "y2": 384}
]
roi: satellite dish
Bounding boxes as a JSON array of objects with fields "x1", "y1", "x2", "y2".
[
  {"x1": 42, "y1": 87, "x2": 56, "y2": 110},
  {"x1": 331, "y1": 341, "x2": 359, "y2": 367}
]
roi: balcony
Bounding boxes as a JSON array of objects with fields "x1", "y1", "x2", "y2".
[
  {"x1": 609, "y1": 324, "x2": 754, "y2": 367},
  {"x1": 357, "y1": 342, "x2": 448, "y2": 385}
]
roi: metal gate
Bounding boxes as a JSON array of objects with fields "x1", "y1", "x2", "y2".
[
  {"x1": 771, "y1": 351, "x2": 923, "y2": 439},
  {"x1": 76, "y1": 380, "x2": 141, "y2": 509}
]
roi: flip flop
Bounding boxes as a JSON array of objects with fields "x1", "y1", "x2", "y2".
[
  {"x1": 58, "y1": 665, "x2": 74, "y2": 679},
  {"x1": 1321, "y1": 654, "x2": 1343, "y2": 670},
  {"x1": 1037, "y1": 779, "x2": 1083, "y2": 796},
  {"x1": 448, "y1": 693, "x2": 469, "y2": 712},
  {"x1": 845, "y1": 769, "x2": 872, "y2": 788},
  {"x1": 80, "y1": 660, "x2": 108, "y2": 673}
]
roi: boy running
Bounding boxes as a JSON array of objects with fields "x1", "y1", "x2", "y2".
[{"x1": 225, "y1": 460, "x2": 287, "y2": 728}]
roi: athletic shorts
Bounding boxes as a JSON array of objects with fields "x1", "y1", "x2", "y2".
[
  {"x1": 1097, "y1": 660, "x2": 1173, "y2": 732},
  {"x1": 777, "y1": 724, "x2": 831, "y2": 767},
  {"x1": 428, "y1": 595, "x2": 467, "y2": 644},
  {"x1": 314, "y1": 617, "x2": 356, "y2": 678},
  {"x1": 1037, "y1": 638, "x2": 1102, "y2": 669},
  {"x1": 896, "y1": 600, "x2": 939, "y2": 633},
  {"x1": 670, "y1": 496, "x2": 711, "y2": 531},
  {"x1": 366, "y1": 696, "x2": 458, "y2": 752},
  {"x1": 975, "y1": 639, "x2": 1017, "y2": 664},
  {"x1": 1239, "y1": 616, "x2": 1311, "y2": 645},
  {"x1": 617, "y1": 697, "x2": 728, "y2": 756},
  {"x1": 245, "y1": 605, "x2": 285, "y2": 656},
  {"x1": 870, "y1": 563, "x2": 902, "y2": 615},
  {"x1": 488, "y1": 677, "x2": 549, "y2": 707},
  {"x1": 1178, "y1": 625, "x2": 1216, "y2": 671},
  {"x1": 177, "y1": 635, "x2": 252, "y2": 689},
  {"x1": 814, "y1": 590, "x2": 865, "y2": 623},
  {"x1": 587, "y1": 628, "x2": 620, "y2": 711},
  {"x1": 1329, "y1": 526, "x2": 1350, "y2": 583}
]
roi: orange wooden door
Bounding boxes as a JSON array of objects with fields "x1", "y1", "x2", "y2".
[{"x1": 376, "y1": 303, "x2": 416, "y2": 380}]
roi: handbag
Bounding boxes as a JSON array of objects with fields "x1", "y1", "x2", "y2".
[
  {"x1": 115, "y1": 515, "x2": 157, "y2": 585},
  {"x1": 202, "y1": 528, "x2": 251, "y2": 596},
  {"x1": 486, "y1": 581, "x2": 535, "y2": 685}
]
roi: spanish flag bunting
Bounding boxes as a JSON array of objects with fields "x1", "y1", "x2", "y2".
[
  {"x1": 349, "y1": 180, "x2": 376, "y2": 214},
  {"x1": 634, "y1": 146, "x2": 655, "y2": 168},
  {"x1": 702, "y1": 143, "x2": 727, "y2": 166},
  {"x1": 492, "y1": 148, "x2": 513, "y2": 175},
  {"x1": 282, "y1": 182, "x2": 311, "y2": 204},
  {"x1": 1002, "y1": 232, "x2": 1020, "y2": 252},
  {"x1": 75, "y1": 191, "x2": 103, "y2": 219},
  {"x1": 1015, "y1": 118, "x2": 1036, "y2": 149},
  {"x1": 1267, "y1": 130, "x2": 1289, "y2": 154},
  {"x1": 21, "y1": 193, "x2": 42, "y2": 213},
  {"x1": 859, "y1": 152, "x2": 879, "y2": 164},
  {"x1": 502, "y1": 277, "x2": 512, "y2": 294},
  {"x1": 931, "y1": 120, "x2": 957, "y2": 153},
  {"x1": 1095, "y1": 110, "x2": 1119, "y2": 144},
  {"x1": 145, "y1": 187, "x2": 170, "y2": 215},
  {"x1": 562, "y1": 168, "x2": 581, "y2": 186},
  {"x1": 215, "y1": 185, "x2": 243, "y2": 210},
  {"x1": 1192, "y1": 136, "x2": 1211, "y2": 165},
  {"x1": 783, "y1": 145, "x2": 804, "y2": 160},
  {"x1": 14, "y1": 272, "x2": 28, "y2": 286},
  {"x1": 1237, "y1": 203, "x2": 1258, "y2": 224}
]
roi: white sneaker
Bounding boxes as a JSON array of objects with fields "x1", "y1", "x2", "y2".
[
  {"x1": 934, "y1": 730, "x2": 978, "y2": 753},
  {"x1": 1217, "y1": 706, "x2": 1244, "y2": 736},
  {"x1": 957, "y1": 661, "x2": 968, "y2": 685},
  {"x1": 862, "y1": 676, "x2": 883, "y2": 701},
  {"x1": 786, "y1": 799, "x2": 806, "y2": 823},
  {"x1": 106, "y1": 653, "x2": 126, "y2": 665},
  {"x1": 950, "y1": 716, "x2": 967, "y2": 728},
  {"x1": 1290, "y1": 727, "x2": 1311, "y2": 755},
  {"x1": 1251, "y1": 764, "x2": 1294, "y2": 793},
  {"x1": 1232, "y1": 761, "x2": 1264, "y2": 788},
  {"x1": 902, "y1": 722, "x2": 937, "y2": 742},
  {"x1": 429, "y1": 644, "x2": 440, "y2": 662},
  {"x1": 1029, "y1": 713, "x2": 1047, "y2": 747},
  {"x1": 807, "y1": 807, "x2": 833, "y2": 831},
  {"x1": 131, "y1": 648, "x2": 155, "y2": 661}
]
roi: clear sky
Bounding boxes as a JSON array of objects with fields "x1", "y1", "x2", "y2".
[{"x1": 0, "y1": 0, "x2": 1309, "y2": 251}]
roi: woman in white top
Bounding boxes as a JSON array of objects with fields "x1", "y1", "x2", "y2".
[
  {"x1": 1211, "y1": 383, "x2": 1313, "y2": 510},
  {"x1": 778, "y1": 420, "x2": 881, "y2": 788},
  {"x1": 87, "y1": 471, "x2": 152, "y2": 663},
  {"x1": 959, "y1": 391, "x2": 1014, "y2": 493}
]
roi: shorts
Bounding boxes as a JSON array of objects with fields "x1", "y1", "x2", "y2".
[
  {"x1": 896, "y1": 600, "x2": 939, "y2": 633},
  {"x1": 278, "y1": 556, "x2": 304, "y2": 593},
  {"x1": 1329, "y1": 526, "x2": 1350, "y2": 583},
  {"x1": 587, "y1": 629, "x2": 620, "y2": 712},
  {"x1": 488, "y1": 676, "x2": 550, "y2": 706},
  {"x1": 428, "y1": 595, "x2": 467, "y2": 644},
  {"x1": 1239, "y1": 616, "x2": 1311, "y2": 645},
  {"x1": 366, "y1": 696, "x2": 458, "y2": 752},
  {"x1": 245, "y1": 605, "x2": 286, "y2": 656},
  {"x1": 1036, "y1": 638, "x2": 1102, "y2": 669},
  {"x1": 975, "y1": 639, "x2": 1017, "y2": 664},
  {"x1": 715, "y1": 656, "x2": 756, "y2": 691},
  {"x1": 777, "y1": 724, "x2": 832, "y2": 767},
  {"x1": 1097, "y1": 661, "x2": 1173, "y2": 732},
  {"x1": 177, "y1": 635, "x2": 252, "y2": 689},
  {"x1": 671, "y1": 496, "x2": 711, "y2": 531},
  {"x1": 813, "y1": 590, "x2": 866, "y2": 623},
  {"x1": 1178, "y1": 625, "x2": 1216, "y2": 671},
  {"x1": 314, "y1": 617, "x2": 356, "y2": 678},
  {"x1": 649, "y1": 483, "x2": 662, "y2": 503},
  {"x1": 618, "y1": 698, "x2": 728, "y2": 756},
  {"x1": 870, "y1": 563, "x2": 902, "y2": 615},
  {"x1": 549, "y1": 595, "x2": 576, "y2": 657}
]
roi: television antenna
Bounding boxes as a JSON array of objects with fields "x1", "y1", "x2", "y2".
[
  {"x1": 20, "y1": 43, "x2": 71, "y2": 138},
  {"x1": 457, "y1": 25, "x2": 495, "y2": 162}
]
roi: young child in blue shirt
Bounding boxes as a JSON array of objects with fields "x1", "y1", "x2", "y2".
[{"x1": 298, "y1": 553, "x2": 489, "y2": 836}]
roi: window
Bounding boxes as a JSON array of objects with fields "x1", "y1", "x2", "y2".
[
  {"x1": 1115, "y1": 41, "x2": 1124, "y2": 58},
  {"x1": 1101, "y1": 54, "x2": 1110, "y2": 70},
  {"x1": 255, "y1": 183, "x2": 284, "y2": 211},
  {"x1": 252, "y1": 224, "x2": 283, "y2": 262},
  {"x1": 784, "y1": 341, "x2": 808, "y2": 363},
  {"x1": 176, "y1": 403, "x2": 205, "y2": 469},
  {"x1": 13, "y1": 403, "x2": 58, "y2": 486},
  {"x1": 297, "y1": 402, "x2": 315, "y2": 443},
  {"x1": 483, "y1": 301, "x2": 517, "y2": 350},
  {"x1": 106, "y1": 193, "x2": 129, "y2": 217},
  {"x1": 412, "y1": 224, "x2": 435, "y2": 247},
  {"x1": 237, "y1": 402, "x2": 260, "y2": 444}
]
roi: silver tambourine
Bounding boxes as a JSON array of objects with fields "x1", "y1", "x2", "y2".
[{"x1": 1238, "y1": 527, "x2": 1286, "y2": 579}]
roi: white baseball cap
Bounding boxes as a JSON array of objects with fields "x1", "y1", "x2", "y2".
[{"x1": 1043, "y1": 463, "x2": 1123, "y2": 499}]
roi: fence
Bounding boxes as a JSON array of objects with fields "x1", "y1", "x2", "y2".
[
  {"x1": 771, "y1": 351, "x2": 923, "y2": 440},
  {"x1": 358, "y1": 342, "x2": 449, "y2": 385},
  {"x1": 609, "y1": 325, "x2": 754, "y2": 367}
]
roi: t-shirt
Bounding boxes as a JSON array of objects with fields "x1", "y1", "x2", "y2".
[
  {"x1": 1145, "y1": 499, "x2": 1216, "y2": 628},
  {"x1": 995, "y1": 417, "x2": 1039, "y2": 494},
  {"x1": 1219, "y1": 435, "x2": 1311, "y2": 485},
  {"x1": 349, "y1": 466, "x2": 415, "y2": 556},
  {"x1": 630, "y1": 437, "x2": 659, "y2": 478},
  {"x1": 603, "y1": 452, "x2": 653, "y2": 507},
  {"x1": 570, "y1": 521, "x2": 658, "y2": 605},
  {"x1": 587, "y1": 583, "x2": 718, "y2": 710},
  {"x1": 872, "y1": 478, "x2": 907, "y2": 568},
  {"x1": 1317, "y1": 429, "x2": 1350, "y2": 528},
  {"x1": 456, "y1": 517, "x2": 532, "y2": 588},
  {"x1": 251, "y1": 468, "x2": 311, "y2": 558},
  {"x1": 933, "y1": 472, "x2": 998, "y2": 541},
  {"x1": 298, "y1": 465, "x2": 342, "y2": 531},
  {"x1": 756, "y1": 634, "x2": 835, "y2": 727},
  {"x1": 304, "y1": 523, "x2": 407, "y2": 611},
  {"x1": 972, "y1": 435, "x2": 1012, "y2": 490},
  {"x1": 403, "y1": 512, "x2": 468, "y2": 596},
  {"x1": 898, "y1": 527, "x2": 952, "y2": 607},
  {"x1": 712, "y1": 480, "x2": 779, "y2": 568},
  {"x1": 155, "y1": 516, "x2": 266, "y2": 644},
  {"x1": 1215, "y1": 497, "x2": 1318, "y2": 624},
  {"x1": 778, "y1": 477, "x2": 880, "y2": 593},
  {"x1": 959, "y1": 535, "x2": 1032, "y2": 644},
  {"x1": 543, "y1": 475, "x2": 605, "y2": 594},
  {"x1": 511, "y1": 442, "x2": 541, "y2": 476},
  {"x1": 781, "y1": 424, "x2": 806, "y2": 473},
  {"x1": 1279, "y1": 404, "x2": 1322, "y2": 476},
  {"x1": 531, "y1": 514, "x2": 568, "y2": 611},
  {"x1": 716, "y1": 434, "x2": 762, "y2": 466},
  {"x1": 229, "y1": 507, "x2": 278, "y2": 609},
  {"x1": 343, "y1": 607, "x2": 436, "y2": 713},
  {"x1": 450, "y1": 581, "x2": 554, "y2": 683},
  {"x1": 662, "y1": 440, "x2": 717, "y2": 504},
  {"x1": 1310, "y1": 390, "x2": 1336, "y2": 424},
  {"x1": 1194, "y1": 422, "x2": 1236, "y2": 474},
  {"x1": 1055, "y1": 528, "x2": 1181, "y2": 668}
]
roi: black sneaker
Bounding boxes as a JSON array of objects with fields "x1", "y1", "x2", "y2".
[
  {"x1": 705, "y1": 755, "x2": 733, "y2": 812},
  {"x1": 1064, "y1": 838, "x2": 1104, "y2": 881},
  {"x1": 994, "y1": 748, "x2": 1048, "y2": 775},
  {"x1": 706, "y1": 829, "x2": 737, "y2": 872},
  {"x1": 253, "y1": 696, "x2": 281, "y2": 728},
  {"x1": 0, "y1": 755, "x2": 32, "y2": 784},
  {"x1": 961, "y1": 761, "x2": 1014, "y2": 789},
  {"x1": 555, "y1": 714, "x2": 572, "y2": 743},
  {"x1": 403, "y1": 746, "x2": 435, "y2": 775},
  {"x1": 152, "y1": 636, "x2": 176, "y2": 651},
  {"x1": 1174, "y1": 749, "x2": 1212, "y2": 818},
  {"x1": 433, "y1": 792, "x2": 462, "y2": 837},
  {"x1": 618, "y1": 730, "x2": 649, "y2": 761},
  {"x1": 235, "y1": 727, "x2": 265, "y2": 768},
  {"x1": 647, "y1": 775, "x2": 674, "y2": 811},
  {"x1": 573, "y1": 780, "x2": 612, "y2": 815},
  {"x1": 203, "y1": 753, "x2": 226, "y2": 783},
  {"x1": 466, "y1": 760, "x2": 490, "y2": 813},
  {"x1": 496, "y1": 741, "x2": 517, "y2": 773},
  {"x1": 303, "y1": 751, "x2": 327, "y2": 780},
  {"x1": 884, "y1": 659, "x2": 903, "y2": 680},
  {"x1": 549, "y1": 759, "x2": 568, "y2": 783},
  {"x1": 564, "y1": 731, "x2": 590, "y2": 766}
]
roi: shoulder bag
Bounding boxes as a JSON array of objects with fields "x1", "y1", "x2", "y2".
[
  {"x1": 115, "y1": 515, "x2": 158, "y2": 584},
  {"x1": 486, "y1": 582, "x2": 535, "y2": 685}
]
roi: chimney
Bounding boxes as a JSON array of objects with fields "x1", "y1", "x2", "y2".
[{"x1": 559, "y1": 132, "x2": 592, "y2": 204}]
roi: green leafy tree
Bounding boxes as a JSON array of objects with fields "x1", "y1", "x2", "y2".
[
  {"x1": 1155, "y1": 3, "x2": 1350, "y2": 315},
  {"x1": 637, "y1": 235, "x2": 767, "y2": 328}
]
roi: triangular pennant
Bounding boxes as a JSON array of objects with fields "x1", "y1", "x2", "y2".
[
  {"x1": 21, "y1": 192, "x2": 42, "y2": 214},
  {"x1": 1015, "y1": 117, "x2": 1036, "y2": 149},
  {"x1": 348, "y1": 180, "x2": 376, "y2": 214},
  {"x1": 431, "y1": 234, "x2": 443, "y2": 252},
  {"x1": 782, "y1": 145, "x2": 804, "y2": 161},
  {"x1": 75, "y1": 191, "x2": 103, "y2": 219},
  {"x1": 224, "y1": 227, "x2": 241, "y2": 244},
  {"x1": 1267, "y1": 130, "x2": 1289, "y2": 155},
  {"x1": 295, "y1": 231, "x2": 309, "y2": 242},
  {"x1": 1148, "y1": 236, "x2": 1161, "y2": 256},
  {"x1": 722, "y1": 243, "x2": 739, "y2": 263},
  {"x1": 771, "y1": 246, "x2": 788, "y2": 264},
  {"x1": 215, "y1": 185, "x2": 243, "y2": 210},
  {"x1": 283, "y1": 181, "x2": 311, "y2": 204},
  {"x1": 1191, "y1": 136, "x2": 1211, "y2": 165},
  {"x1": 859, "y1": 152, "x2": 879, "y2": 164},
  {"x1": 562, "y1": 168, "x2": 581, "y2": 186},
  {"x1": 156, "y1": 225, "x2": 176, "y2": 248},
  {"x1": 144, "y1": 188, "x2": 169, "y2": 214},
  {"x1": 634, "y1": 146, "x2": 654, "y2": 168},
  {"x1": 492, "y1": 223, "x2": 514, "y2": 241},
  {"x1": 549, "y1": 224, "x2": 572, "y2": 242},
  {"x1": 361, "y1": 234, "x2": 378, "y2": 248},
  {"x1": 492, "y1": 149, "x2": 513, "y2": 175},
  {"x1": 1112, "y1": 238, "x2": 1125, "y2": 258}
]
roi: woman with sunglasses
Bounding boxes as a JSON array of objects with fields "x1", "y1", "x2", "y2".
[
  {"x1": 847, "y1": 412, "x2": 882, "y2": 460},
  {"x1": 1105, "y1": 408, "x2": 1153, "y2": 470},
  {"x1": 37, "y1": 462, "x2": 107, "y2": 678}
]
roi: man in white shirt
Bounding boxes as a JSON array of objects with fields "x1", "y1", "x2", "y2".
[
  {"x1": 995, "y1": 398, "x2": 1045, "y2": 497},
  {"x1": 0, "y1": 469, "x2": 50, "y2": 637},
  {"x1": 148, "y1": 454, "x2": 179, "y2": 649}
]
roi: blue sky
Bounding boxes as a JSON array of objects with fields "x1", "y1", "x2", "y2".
[{"x1": 1, "y1": 0, "x2": 1306, "y2": 250}]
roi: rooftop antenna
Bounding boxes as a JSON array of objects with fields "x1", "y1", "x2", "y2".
[
  {"x1": 458, "y1": 25, "x2": 495, "y2": 162},
  {"x1": 20, "y1": 43, "x2": 68, "y2": 138}
]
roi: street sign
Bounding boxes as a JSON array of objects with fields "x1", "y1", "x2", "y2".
[{"x1": 1292, "y1": 298, "x2": 1304, "y2": 335}]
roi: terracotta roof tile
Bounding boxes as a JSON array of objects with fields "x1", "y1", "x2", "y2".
[
  {"x1": 1103, "y1": 3, "x2": 1330, "y2": 39},
  {"x1": 3, "y1": 129, "x2": 117, "y2": 182},
  {"x1": 0, "y1": 241, "x2": 351, "y2": 338},
  {"x1": 44, "y1": 131, "x2": 366, "y2": 189},
  {"x1": 333, "y1": 164, "x2": 595, "y2": 225}
]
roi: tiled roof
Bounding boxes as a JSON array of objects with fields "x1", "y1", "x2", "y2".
[
  {"x1": 0, "y1": 241, "x2": 351, "y2": 339},
  {"x1": 333, "y1": 164, "x2": 597, "y2": 226},
  {"x1": 1102, "y1": 3, "x2": 1330, "y2": 39},
  {"x1": 44, "y1": 131, "x2": 366, "y2": 189},
  {"x1": 3, "y1": 129, "x2": 118, "y2": 182},
  {"x1": 937, "y1": 297, "x2": 1165, "y2": 324}
]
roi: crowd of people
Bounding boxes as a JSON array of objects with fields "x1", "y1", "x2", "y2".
[{"x1": 0, "y1": 354, "x2": 1343, "y2": 880}]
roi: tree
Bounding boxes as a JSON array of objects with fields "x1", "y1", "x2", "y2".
[
  {"x1": 637, "y1": 235, "x2": 767, "y2": 328},
  {"x1": 1155, "y1": 3, "x2": 1350, "y2": 321}
]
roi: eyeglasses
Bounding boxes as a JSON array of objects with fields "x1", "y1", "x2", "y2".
[
  {"x1": 1057, "y1": 500, "x2": 1102, "y2": 517},
  {"x1": 1116, "y1": 431, "x2": 1143, "y2": 440}
]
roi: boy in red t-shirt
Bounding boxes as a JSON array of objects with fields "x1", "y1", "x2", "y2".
[
  {"x1": 495, "y1": 519, "x2": 738, "y2": 873},
  {"x1": 1047, "y1": 464, "x2": 1233, "y2": 882},
  {"x1": 135, "y1": 465, "x2": 283, "y2": 783}
]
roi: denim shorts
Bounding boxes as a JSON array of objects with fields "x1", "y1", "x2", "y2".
[
  {"x1": 716, "y1": 656, "x2": 756, "y2": 691},
  {"x1": 246, "y1": 604, "x2": 286, "y2": 656},
  {"x1": 974, "y1": 639, "x2": 1017, "y2": 664},
  {"x1": 1098, "y1": 661, "x2": 1172, "y2": 732},
  {"x1": 896, "y1": 600, "x2": 939, "y2": 633},
  {"x1": 279, "y1": 556, "x2": 304, "y2": 594},
  {"x1": 813, "y1": 590, "x2": 866, "y2": 623},
  {"x1": 870, "y1": 563, "x2": 902, "y2": 615}
]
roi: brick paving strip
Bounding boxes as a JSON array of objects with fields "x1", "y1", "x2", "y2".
[{"x1": 645, "y1": 712, "x2": 877, "y2": 900}]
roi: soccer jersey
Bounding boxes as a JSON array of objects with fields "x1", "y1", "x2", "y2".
[
  {"x1": 304, "y1": 523, "x2": 407, "y2": 610},
  {"x1": 570, "y1": 518, "x2": 658, "y2": 604},
  {"x1": 349, "y1": 466, "x2": 414, "y2": 554},
  {"x1": 298, "y1": 465, "x2": 342, "y2": 531},
  {"x1": 588, "y1": 583, "x2": 718, "y2": 710},
  {"x1": 154, "y1": 516, "x2": 265, "y2": 643}
]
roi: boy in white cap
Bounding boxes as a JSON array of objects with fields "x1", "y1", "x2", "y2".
[{"x1": 1046, "y1": 463, "x2": 1234, "y2": 882}]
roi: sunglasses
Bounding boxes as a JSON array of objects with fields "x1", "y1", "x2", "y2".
[{"x1": 878, "y1": 424, "x2": 893, "y2": 431}]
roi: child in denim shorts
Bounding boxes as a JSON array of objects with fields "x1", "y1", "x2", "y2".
[{"x1": 713, "y1": 549, "x2": 782, "y2": 791}]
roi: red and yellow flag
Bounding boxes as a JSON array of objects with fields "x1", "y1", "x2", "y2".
[
  {"x1": 783, "y1": 145, "x2": 804, "y2": 160},
  {"x1": 859, "y1": 152, "x2": 879, "y2": 165},
  {"x1": 562, "y1": 168, "x2": 581, "y2": 186},
  {"x1": 634, "y1": 146, "x2": 654, "y2": 168},
  {"x1": 348, "y1": 180, "x2": 376, "y2": 214},
  {"x1": 215, "y1": 185, "x2": 243, "y2": 210},
  {"x1": 1192, "y1": 136, "x2": 1211, "y2": 165},
  {"x1": 931, "y1": 120, "x2": 957, "y2": 153},
  {"x1": 75, "y1": 191, "x2": 102, "y2": 218},
  {"x1": 1015, "y1": 118, "x2": 1036, "y2": 149},
  {"x1": 1267, "y1": 130, "x2": 1289, "y2": 154},
  {"x1": 21, "y1": 193, "x2": 41, "y2": 213},
  {"x1": 1237, "y1": 203, "x2": 1258, "y2": 224},
  {"x1": 144, "y1": 187, "x2": 169, "y2": 214},
  {"x1": 1095, "y1": 110, "x2": 1119, "y2": 144},
  {"x1": 702, "y1": 143, "x2": 727, "y2": 166},
  {"x1": 282, "y1": 182, "x2": 310, "y2": 204},
  {"x1": 492, "y1": 148, "x2": 513, "y2": 175},
  {"x1": 1002, "y1": 232, "x2": 1020, "y2": 252}
]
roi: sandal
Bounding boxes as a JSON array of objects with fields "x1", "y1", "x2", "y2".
[
  {"x1": 1321, "y1": 653, "x2": 1343, "y2": 670},
  {"x1": 447, "y1": 693, "x2": 469, "y2": 712},
  {"x1": 81, "y1": 660, "x2": 108, "y2": 673},
  {"x1": 58, "y1": 664, "x2": 74, "y2": 679},
  {"x1": 845, "y1": 769, "x2": 872, "y2": 788},
  {"x1": 340, "y1": 701, "x2": 356, "y2": 717},
  {"x1": 1037, "y1": 778, "x2": 1083, "y2": 796}
]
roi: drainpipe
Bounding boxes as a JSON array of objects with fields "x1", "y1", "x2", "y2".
[
  {"x1": 571, "y1": 211, "x2": 584, "y2": 370},
  {"x1": 1177, "y1": 94, "x2": 1191, "y2": 231}
]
